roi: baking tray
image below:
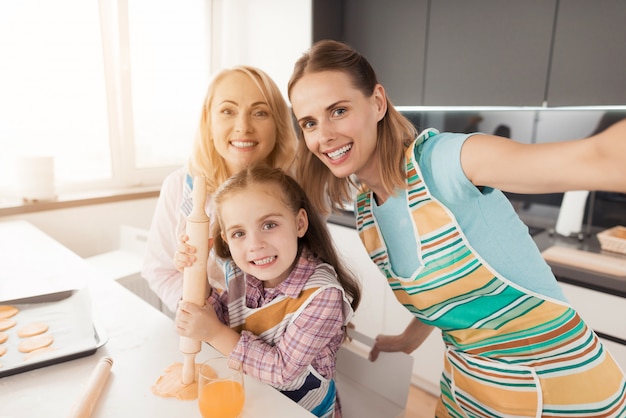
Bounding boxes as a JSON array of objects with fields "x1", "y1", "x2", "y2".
[{"x1": 0, "y1": 287, "x2": 107, "y2": 378}]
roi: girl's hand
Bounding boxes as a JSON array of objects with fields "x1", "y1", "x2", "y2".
[
  {"x1": 175, "y1": 300, "x2": 220, "y2": 342},
  {"x1": 173, "y1": 234, "x2": 196, "y2": 272},
  {"x1": 175, "y1": 300, "x2": 240, "y2": 355}
]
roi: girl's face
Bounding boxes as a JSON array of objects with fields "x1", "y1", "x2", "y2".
[
  {"x1": 290, "y1": 70, "x2": 386, "y2": 184},
  {"x1": 219, "y1": 183, "x2": 308, "y2": 288},
  {"x1": 210, "y1": 72, "x2": 277, "y2": 175}
]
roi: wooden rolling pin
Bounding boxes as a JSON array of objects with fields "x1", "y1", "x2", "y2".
[
  {"x1": 67, "y1": 356, "x2": 113, "y2": 418},
  {"x1": 179, "y1": 175, "x2": 210, "y2": 385}
]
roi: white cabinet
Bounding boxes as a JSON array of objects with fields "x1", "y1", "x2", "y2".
[
  {"x1": 328, "y1": 222, "x2": 444, "y2": 395},
  {"x1": 559, "y1": 282, "x2": 626, "y2": 369},
  {"x1": 327, "y1": 223, "x2": 388, "y2": 338},
  {"x1": 383, "y1": 292, "x2": 444, "y2": 395}
]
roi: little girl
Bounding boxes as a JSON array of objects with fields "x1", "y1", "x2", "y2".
[{"x1": 175, "y1": 166, "x2": 361, "y2": 418}]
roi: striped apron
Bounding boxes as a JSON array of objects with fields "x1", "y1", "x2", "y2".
[
  {"x1": 226, "y1": 258, "x2": 352, "y2": 418},
  {"x1": 355, "y1": 135, "x2": 626, "y2": 417}
]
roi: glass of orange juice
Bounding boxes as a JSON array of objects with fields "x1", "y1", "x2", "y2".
[{"x1": 198, "y1": 357, "x2": 245, "y2": 418}]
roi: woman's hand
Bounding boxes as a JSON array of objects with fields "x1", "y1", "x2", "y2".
[
  {"x1": 369, "y1": 333, "x2": 420, "y2": 362},
  {"x1": 173, "y1": 234, "x2": 196, "y2": 272},
  {"x1": 369, "y1": 318, "x2": 434, "y2": 361},
  {"x1": 173, "y1": 234, "x2": 214, "y2": 272}
]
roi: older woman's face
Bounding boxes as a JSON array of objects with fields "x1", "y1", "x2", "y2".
[{"x1": 210, "y1": 72, "x2": 277, "y2": 175}]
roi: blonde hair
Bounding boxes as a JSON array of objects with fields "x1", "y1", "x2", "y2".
[
  {"x1": 288, "y1": 40, "x2": 416, "y2": 215},
  {"x1": 188, "y1": 66, "x2": 297, "y2": 194},
  {"x1": 212, "y1": 166, "x2": 361, "y2": 311}
]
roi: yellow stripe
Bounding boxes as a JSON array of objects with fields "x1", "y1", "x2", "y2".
[
  {"x1": 360, "y1": 225, "x2": 382, "y2": 255},
  {"x1": 233, "y1": 287, "x2": 319, "y2": 335},
  {"x1": 391, "y1": 263, "x2": 494, "y2": 310},
  {"x1": 410, "y1": 200, "x2": 452, "y2": 234},
  {"x1": 540, "y1": 353, "x2": 624, "y2": 405},
  {"x1": 451, "y1": 364, "x2": 539, "y2": 416}
]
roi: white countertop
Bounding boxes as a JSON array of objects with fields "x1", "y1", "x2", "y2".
[{"x1": 0, "y1": 220, "x2": 314, "y2": 418}]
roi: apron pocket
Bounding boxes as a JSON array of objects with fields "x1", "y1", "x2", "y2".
[{"x1": 444, "y1": 348, "x2": 541, "y2": 418}]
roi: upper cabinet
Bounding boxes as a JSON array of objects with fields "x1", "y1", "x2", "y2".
[
  {"x1": 546, "y1": 0, "x2": 626, "y2": 106},
  {"x1": 320, "y1": 0, "x2": 626, "y2": 107},
  {"x1": 343, "y1": 0, "x2": 428, "y2": 106},
  {"x1": 424, "y1": 0, "x2": 556, "y2": 106}
]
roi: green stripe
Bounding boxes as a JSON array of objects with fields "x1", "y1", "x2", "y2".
[
  {"x1": 478, "y1": 297, "x2": 544, "y2": 330},
  {"x1": 422, "y1": 237, "x2": 464, "y2": 261},
  {"x1": 421, "y1": 226, "x2": 457, "y2": 244},
  {"x1": 416, "y1": 278, "x2": 502, "y2": 320}
]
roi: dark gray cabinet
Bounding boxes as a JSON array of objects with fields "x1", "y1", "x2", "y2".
[
  {"x1": 323, "y1": 0, "x2": 626, "y2": 106},
  {"x1": 546, "y1": 0, "x2": 626, "y2": 106},
  {"x1": 424, "y1": 0, "x2": 556, "y2": 106},
  {"x1": 343, "y1": 0, "x2": 428, "y2": 106}
]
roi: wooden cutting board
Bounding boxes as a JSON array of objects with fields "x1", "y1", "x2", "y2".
[{"x1": 542, "y1": 246, "x2": 626, "y2": 277}]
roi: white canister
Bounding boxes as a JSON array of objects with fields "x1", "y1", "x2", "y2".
[
  {"x1": 16, "y1": 155, "x2": 56, "y2": 201},
  {"x1": 555, "y1": 190, "x2": 589, "y2": 237}
]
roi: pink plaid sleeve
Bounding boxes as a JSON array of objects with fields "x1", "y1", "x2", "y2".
[{"x1": 207, "y1": 287, "x2": 229, "y2": 325}]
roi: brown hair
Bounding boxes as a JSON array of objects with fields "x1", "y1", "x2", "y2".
[
  {"x1": 287, "y1": 40, "x2": 416, "y2": 215},
  {"x1": 212, "y1": 165, "x2": 361, "y2": 311},
  {"x1": 188, "y1": 66, "x2": 297, "y2": 195}
]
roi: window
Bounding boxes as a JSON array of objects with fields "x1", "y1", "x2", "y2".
[
  {"x1": 0, "y1": 0, "x2": 312, "y2": 201},
  {"x1": 0, "y1": 0, "x2": 211, "y2": 197}
]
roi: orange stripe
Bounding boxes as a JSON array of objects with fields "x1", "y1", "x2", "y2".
[
  {"x1": 464, "y1": 311, "x2": 583, "y2": 356},
  {"x1": 421, "y1": 230, "x2": 460, "y2": 250}
]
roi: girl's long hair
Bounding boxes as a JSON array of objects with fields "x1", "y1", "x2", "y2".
[
  {"x1": 288, "y1": 40, "x2": 416, "y2": 215},
  {"x1": 188, "y1": 66, "x2": 297, "y2": 195},
  {"x1": 212, "y1": 166, "x2": 361, "y2": 311}
]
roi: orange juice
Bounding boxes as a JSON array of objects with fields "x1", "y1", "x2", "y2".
[{"x1": 198, "y1": 380, "x2": 245, "y2": 418}]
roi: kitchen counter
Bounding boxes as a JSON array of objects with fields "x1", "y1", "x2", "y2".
[
  {"x1": 533, "y1": 228, "x2": 626, "y2": 298},
  {"x1": 328, "y1": 211, "x2": 626, "y2": 298},
  {"x1": 0, "y1": 221, "x2": 314, "y2": 418}
]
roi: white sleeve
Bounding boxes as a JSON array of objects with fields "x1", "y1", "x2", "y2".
[{"x1": 142, "y1": 168, "x2": 187, "y2": 313}]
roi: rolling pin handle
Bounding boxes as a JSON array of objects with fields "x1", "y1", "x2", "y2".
[{"x1": 182, "y1": 353, "x2": 196, "y2": 385}]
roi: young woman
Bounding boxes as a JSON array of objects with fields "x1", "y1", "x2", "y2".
[
  {"x1": 175, "y1": 166, "x2": 361, "y2": 418},
  {"x1": 142, "y1": 66, "x2": 297, "y2": 313},
  {"x1": 288, "y1": 39, "x2": 626, "y2": 417}
]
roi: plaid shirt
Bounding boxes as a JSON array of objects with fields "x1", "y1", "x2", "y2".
[{"x1": 208, "y1": 248, "x2": 348, "y2": 386}]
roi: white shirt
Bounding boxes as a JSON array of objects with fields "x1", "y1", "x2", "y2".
[{"x1": 142, "y1": 167, "x2": 218, "y2": 312}]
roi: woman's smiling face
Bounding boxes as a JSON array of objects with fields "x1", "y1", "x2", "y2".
[
  {"x1": 210, "y1": 71, "x2": 277, "y2": 175},
  {"x1": 290, "y1": 70, "x2": 386, "y2": 184}
]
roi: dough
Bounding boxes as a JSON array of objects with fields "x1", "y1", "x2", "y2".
[
  {"x1": 0, "y1": 345, "x2": 6, "y2": 357},
  {"x1": 0, "y1": 305, "x2": 19, "y2": 319},
  {"x1": 151, "y1": 362, "x2": 201, "y2": 400},
  {"x1": 0, "y1": 331, "x2": 8, "y2": 344},
  {"x1": 17, "y1": 322, "x2": 49, "y2": 338},
  {"x1": 18, "y1": 334, "x2": 54, "y2": 353},
  {"x1": 0, "y1": 319, "x2": 16, "y2": 332},
  {"x1": 23, "y1": 346, "x2": 56, "y2": 361}
]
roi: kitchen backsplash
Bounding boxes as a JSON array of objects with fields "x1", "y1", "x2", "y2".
[{"x1": 397, "y1": 107, "x2": 626, "y2": 230}]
